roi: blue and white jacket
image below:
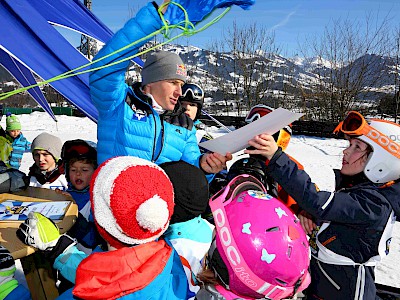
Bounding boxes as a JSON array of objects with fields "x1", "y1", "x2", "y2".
[
  {"x1": 89, "y1": 3, "x2": 201, "y2": 168},
  {"x1": 7, "y1": 132, "x2": 30, "y2": 169},
  {"x1": 164, "y1": 216, "x2": 214, "y2": 300}
]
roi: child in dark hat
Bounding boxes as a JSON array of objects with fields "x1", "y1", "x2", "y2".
[
  {"x1": 53, "y1": 140, "x2": 101, "y2": 292},
  {"x1": 160, "y1": 160, "x2": 214, "y2": 299}
]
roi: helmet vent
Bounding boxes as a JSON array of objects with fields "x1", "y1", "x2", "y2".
[
  {"x1": 275, "y1": 278, "x2": 288, "y2": 286},
  {"x1": 266, "y1": 226, "x2": 279, "y2": 232},
  {"x1": 287, "y1": 245, "x2": 293, "y2": 258}
]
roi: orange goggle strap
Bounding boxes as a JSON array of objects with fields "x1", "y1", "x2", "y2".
[
  {"x1": 335, "y1": 112, "x2": 400, "y2": 159},
  {"x1": 277, "y1": 128, "x2": 291, "y2": 151}
]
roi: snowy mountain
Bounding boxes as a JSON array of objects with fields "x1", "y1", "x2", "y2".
[
  {"x1": 1, "y1": 44, "x2": 398, "y2": 106},
  {"x1": 128, "y1": 43, "x2": 398, "y2": 106}
]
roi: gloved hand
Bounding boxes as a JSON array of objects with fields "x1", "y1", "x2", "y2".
[
  {"x1": 17, "y1": 212, "x2": 60, "y2": 251},
  {"x1": 163, "y1": 0, "x2": 255, "y2": 25},
  {"x1": 0, "y1": 246, "x2": 18, "y2": 299},
  {"x1": 17, "y1": 212, "x2": 77, "y2": 263}
]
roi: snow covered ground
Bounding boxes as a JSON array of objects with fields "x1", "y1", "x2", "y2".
[{"x1": 7, "y1": 111, "x2": 400, "y2": 289}]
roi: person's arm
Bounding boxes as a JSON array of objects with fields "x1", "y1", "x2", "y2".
[
  {"x1": 246, "y1": 134, "x2": 388, "y2": 223},
  {"x1": 16, "y1": 212, "x2": 85, "y2": 284},
  {"x1": 89, "y1": 2, "x2": 164, "y2": 112},
  {"x1": 24, "y1": 138, "x2": 31, "y2": 152},
  {"x1": 200, "y1": 152, "x2": 232, "y2": 174}
]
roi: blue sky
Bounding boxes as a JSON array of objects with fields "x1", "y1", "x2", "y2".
[{"x1": 68, "y1": 0, "x2": 400, "y2": 57}]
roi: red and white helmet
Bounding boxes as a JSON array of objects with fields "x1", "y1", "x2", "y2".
[
  {"x1": 209, "y1": 174, "x2": 310, "y2": 300},
  {"x1": 245, "y1": 105, "x2": 292, "y2": 151}
]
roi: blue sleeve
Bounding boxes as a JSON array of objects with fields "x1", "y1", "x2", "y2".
[
  {"x1": 53, "y1": 245, "x2": 89, "y2": 284},
  {"x1": 266, "y1": 151, "x2": 387, "y2": 224},
  {"x1": 4, "y1": 284, "x2": 31, "y2": 300},
  {"x1": 25, "y1": 140, "x2": 31, "y2": 152},
  {"x1": 181, "y1": 127, "x2": 202, "y2": 168},
  {"x1": 56, "y1": 288, "x2": 75, "y2": 300},
  {"x1": 89, "y1": 3, "x2": 163, "y2": 113}
]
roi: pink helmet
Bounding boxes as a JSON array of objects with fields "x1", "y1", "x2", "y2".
[{"x1": 209, "y1": 174, "x2": 311, "y2": 299}]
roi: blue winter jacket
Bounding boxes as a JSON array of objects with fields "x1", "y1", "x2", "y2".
[
  {"x1": 89, "y1": 3, "x2": 201, "y2": 167},
  {"x1": 8, "y1": 132, "x2": 31, "y2": 169},
  {"x1": 66, "y1": 185, "x2": 100, "y2": 250}
]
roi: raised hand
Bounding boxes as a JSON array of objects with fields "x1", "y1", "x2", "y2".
[{"x1": 163, "y1": 0, "x2": 255, "y2": 25}]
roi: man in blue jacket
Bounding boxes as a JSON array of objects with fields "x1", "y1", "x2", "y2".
[{"x1": 89, "y1": 0, "x2": 243, "y2": 175}]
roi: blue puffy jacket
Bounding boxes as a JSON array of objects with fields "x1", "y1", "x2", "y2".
[
  {"x1": 89, "y1": 3, "x2": 201, "y2": 167},
  {"x1": 8, "y1": 132, "x2": 31, "y2": 169}
]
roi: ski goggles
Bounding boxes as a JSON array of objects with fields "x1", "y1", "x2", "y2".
[
  {"x1": 335, "y1": 111, "x2": 400, "y2": 159},
  {"x1": 181, "y1": 83, "x2": 204, "y2": 101},
  {"x1": 245, "y1": 105, "x2": 274, "y2": 123}
]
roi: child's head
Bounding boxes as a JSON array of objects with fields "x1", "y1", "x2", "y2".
[
  {"x1": 337, "y1": 111, "x2": 400, "y2": 183},
  {"x1": 31, "y1": 133, "x2": 62, "y2": 172},
  {"x1": 341, "y1": 137, "x2": 372, "y2": 177},
  {"x1": 6, "y1": 114, "x2": 21, "y2": 138},
  {"x1": 159, "y1": 160, "x2": 209, "y2": 224},
  {"x1": 90, "y1": 156, "x2": 175, "y2": 250},
  {"x1": 179, "y1": 83, "x2": 204, "y2": 121},
  {"x1": 245, "y1": 105, "x2": 292, "y2": 151},
  {"x1": 61, "y1": 140, "x2": 97, "y2": 191},
  {"x1": 204, "y1": 174, "x2": 310, "y2": 300}
]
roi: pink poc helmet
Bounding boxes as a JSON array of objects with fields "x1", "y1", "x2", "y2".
[{"x1": 209, "y1": 174, "x2": 311, "y2": 300}]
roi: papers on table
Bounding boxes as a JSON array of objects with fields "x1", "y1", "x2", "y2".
[{"x1": 0, "y1": 200, "x2": 71, "y2": 221}]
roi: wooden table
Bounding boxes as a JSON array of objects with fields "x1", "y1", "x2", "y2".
[{"x1": 0, "y1": 186, "x2": 78, "y2": 300}]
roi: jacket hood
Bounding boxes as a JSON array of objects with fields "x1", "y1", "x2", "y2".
[
  {"x1": 72, "y1": 240, "x2": 177, "y2": 300},
  {"x1": 379, "y1": 181, "x2": 400, "y2": 220}
]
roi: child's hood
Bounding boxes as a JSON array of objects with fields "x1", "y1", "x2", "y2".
[
  {"x1": 380, "y1": 181, "x2": 400, "y2": 220},
  {"x1": 72, "y1": 240, "x2": 174, "y2": 299}
]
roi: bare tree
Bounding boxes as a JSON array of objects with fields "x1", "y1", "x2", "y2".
[
  {"x1": 208, "y1": 21, "x2": 280, "y2": 116},
  {"x1": 298, "y1": 15, "x2": 392, "y2": 121}
]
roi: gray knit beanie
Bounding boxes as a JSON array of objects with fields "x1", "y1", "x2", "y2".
[
  {"x1": 141, "y1": 51, "x2": 187, "y2": 86},
  {"x1": 31, "y1": 133, "x2": 62, "y2": 161}
]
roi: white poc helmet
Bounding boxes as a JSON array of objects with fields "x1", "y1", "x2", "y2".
[{"x1": 358, "y1": 119, "x2": 400, "y2": 183}]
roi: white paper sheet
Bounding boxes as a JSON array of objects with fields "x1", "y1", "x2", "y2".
[{"x1": 199, "y1": 108, "x2": 303, "y2": 154}]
